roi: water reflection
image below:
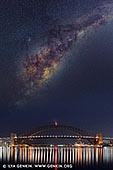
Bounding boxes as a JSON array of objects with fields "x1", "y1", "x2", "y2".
[{"x1": 0, "y1": 146, "x2": 113, "y2": 166}]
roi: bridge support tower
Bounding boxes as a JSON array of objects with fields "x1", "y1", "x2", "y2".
[
  {"x1": 10, "y1": 133, "x2": 17, "y2": 145},
  {"x1": 95, "y1": 133, "x2": 103, "y2": 145}
]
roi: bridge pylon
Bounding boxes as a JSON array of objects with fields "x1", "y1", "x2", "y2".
[
  {"x1": 10, "y1": 133, "x2": 17, "y2": 145},
  {"x1": 95, "y1": 133, "x2": 103, "y2": 145}
]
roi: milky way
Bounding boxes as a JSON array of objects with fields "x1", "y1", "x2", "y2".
[{"x1": 17, "y1": 1, "x2": 113, "y2": 104}]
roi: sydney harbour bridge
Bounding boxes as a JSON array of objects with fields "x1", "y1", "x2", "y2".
[
  {"x1": 2, "y1": 124, "x2": 113, "y2": 165},
  {"x1": 10, "y1": 123, "x2": 113, "y2": 146}
]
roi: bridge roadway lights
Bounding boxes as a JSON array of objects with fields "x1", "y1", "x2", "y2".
[{"x1": 15, "y1": 135, "x2": 96, "y2": 145}]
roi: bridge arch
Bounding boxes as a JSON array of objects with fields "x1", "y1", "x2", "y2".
[
  {"x1": 24, "y1": 125, "x2": 92, "y2": 136},
  {"x1": 15, "y1": 125, "x2": 96, "y2": 145}
]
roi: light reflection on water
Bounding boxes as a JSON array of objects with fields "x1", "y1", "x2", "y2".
[{"x1": 0, "y1": 146, "x2": 113, "y2": 167}]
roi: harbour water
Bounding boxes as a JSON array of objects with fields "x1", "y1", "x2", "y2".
[{"x1": 0, "y1": 146, "x2": 113, "y2": 169}]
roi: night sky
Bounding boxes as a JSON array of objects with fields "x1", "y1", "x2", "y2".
[{"x1": 0, "y1": 0, "x2": 113, "y2": 137}]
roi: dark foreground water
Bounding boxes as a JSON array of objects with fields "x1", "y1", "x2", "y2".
[{"x1": 0, "y1": 146, "x2": 113, "y2": 169}]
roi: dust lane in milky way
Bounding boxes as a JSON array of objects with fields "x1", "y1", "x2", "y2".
[{"x1": 17, "y1": 1, "x2": 113, "y2": 102}]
